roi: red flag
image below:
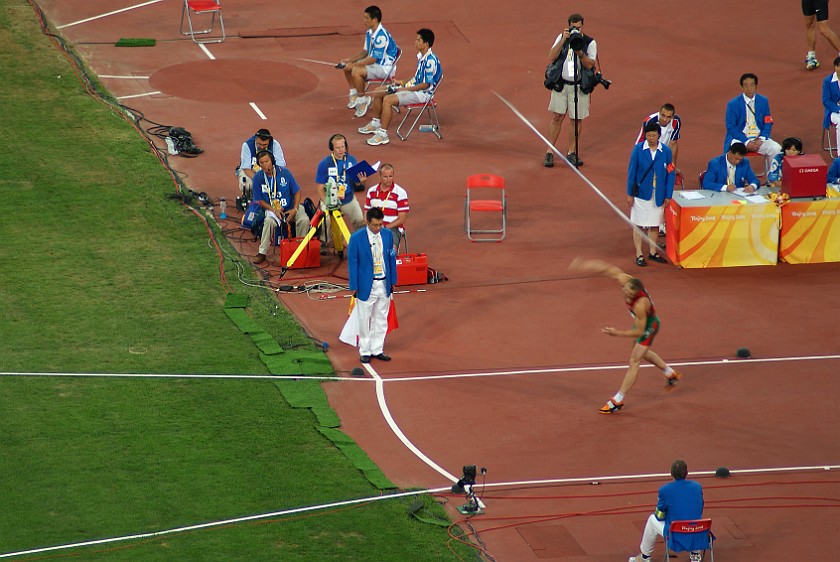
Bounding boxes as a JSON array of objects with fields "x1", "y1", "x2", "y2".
[{"x1": 387, "y1": 298, "x2": 399, "y2": 333}]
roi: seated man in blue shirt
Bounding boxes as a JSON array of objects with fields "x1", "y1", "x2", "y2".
[
  {"x1": 702, "y1": 142, "x2": 760, "y2": 193},
  {"x1": 251, "y1": 151, "x2": 310, "y2": 265},
  {"x1": 629, "y1": 459, "x2": 705, "y2": 562},
  {"x1": 828, "y1": 156, "x2": 840, "y2": 184},
  {"x1": 356, "y1": 28, "x2": 441, "y2": 146}
]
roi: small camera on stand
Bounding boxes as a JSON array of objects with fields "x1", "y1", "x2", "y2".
[{"x1": 452, "y1": 465, "x2": 486, "y2": 515}]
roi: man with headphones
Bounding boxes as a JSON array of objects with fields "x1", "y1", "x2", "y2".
[
  {"x1": 315, "y1": 134, "x2": 367, "y2": 248},
  {"x1": 235, "y1": 128, "x2": 287, "y2": 203},
  {"x1": 251, "y1": 150, "x2": 309, "y2": 265}
]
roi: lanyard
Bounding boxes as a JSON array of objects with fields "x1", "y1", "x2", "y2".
[{"x1": 331, "y1": 154, "x2": 346, "y2": 185}]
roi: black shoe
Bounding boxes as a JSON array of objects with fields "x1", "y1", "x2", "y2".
[
  {"x1": 373, "y1": 353, "x2": 391, "y2": 361},
  {"x1": 648, "y1": 253, "x2": 668, "y2": 264},
  {"x1": 360, "y1": 355, "x2": 371, "y2": 364},
  {"x1": 543, "y1": 152, "x2": 554, "y2": 168},
  {"x1": 635, "y1": 255, "x2": 647, "y2": 267},
  {"x1": 567, "y1": 152, "x2": 584, "y2": 167}
]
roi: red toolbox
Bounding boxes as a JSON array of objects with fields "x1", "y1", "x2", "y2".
[
  {"x1": 280, "y1": 237, "x2": 321, "y2": 269},
  {"x1": 396, "y1": 253, "x2": 428, "y2": 286},
  {"x1": 782, "y1": 154, "x2": 827, "y2": 198}
]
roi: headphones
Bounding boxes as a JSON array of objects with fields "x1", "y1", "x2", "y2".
[
  {"x1": 328, "y1": 133, "x2": 348, "y2": 152},
  {"x1": 256, "y1": 149, "x2": 276, "y2": 166},
  {"x1": 255, "y1": 129, "x2": 273, "y2": 146}
]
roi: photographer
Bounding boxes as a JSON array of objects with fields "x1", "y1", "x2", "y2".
[{"x1": 544, "y1": 13, "x2": 598, "y2": 168}]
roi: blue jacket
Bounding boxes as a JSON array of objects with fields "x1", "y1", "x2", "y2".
[
  {"x1": 627, "y1": 142, "x2": 675, "y2": 206},
  {"x1": 828, "y1": 157, "x2": 840, "y2": 184},
  {"x1": 657, "y1": 479, "x2": 705, "y2": 551},
  {"x1": 348, "y1": 227, "x2": 398, "y2": 301},
  {"x1": 822, "y1": 73, "x2": 840, "y2": 130},
  {"x1": 724, "y1": 93, "x2": 774, "y2": 152},
  {"x1": 703, "y1": 153, "x2": 759, "y2": 191}
]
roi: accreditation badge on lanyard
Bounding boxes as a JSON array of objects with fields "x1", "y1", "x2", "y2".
[{"x1": 372, "y1": 236, "x2": 385, "y2": 277}]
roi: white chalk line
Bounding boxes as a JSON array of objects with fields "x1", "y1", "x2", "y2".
[
  {"x1": 249, "y1": 102, "x2": 267, "y2": 120},
  {"x1": 2, "y1": 463, "x2": 835, "y2": 559},
  {"x1": 4, "y1": 353, "x2": 836, "y2": 384},
  {"x1": 99, "y1": 75, "x2": 150, "y2": 80},
  {"x1": 115, "y1": 90, "x2": 161, "y2": 100},
  {"x1": 57, "y1": 0, "x2": 164, "y2": 29},
  {"x1": 493, "y1": 91, "x2": 664, "y2": 254},
  {"x1": 199, "y1": 43, "x2": 215, "y2": 60}
]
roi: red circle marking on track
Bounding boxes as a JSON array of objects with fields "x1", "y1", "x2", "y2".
[{"x1": 149, "y1": 60, "x2": 319, "y2": 103}]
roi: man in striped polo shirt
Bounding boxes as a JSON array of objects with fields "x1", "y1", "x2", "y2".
[{"x1": 364, "y1": 163, "x2": 409, "y2": 250}]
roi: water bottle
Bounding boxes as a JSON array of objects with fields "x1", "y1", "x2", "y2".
[
  {"x1": 219, "y1": 197, "x2": 227, "y2": 220},
  {"x1": 418, "y1": 125, "x2": 435, "y2": 133}
]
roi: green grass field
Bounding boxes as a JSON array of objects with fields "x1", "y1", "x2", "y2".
[{"x1": 0, "y1": 2, "x2": 472, "y2": 559}]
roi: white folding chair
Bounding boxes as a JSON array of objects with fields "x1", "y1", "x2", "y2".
[
  {"x1": 823, "y1": 125, "x2": 838, "y2": 159},
  {"x1": 464, "y1": 173, "x2": 506, "y2": 242},
  {"x1": 396, "y1": 73, "x2": 443, "y2": 141},
  {"x1": 180, "y1": 0, "x2": 225, "y2": 44}
]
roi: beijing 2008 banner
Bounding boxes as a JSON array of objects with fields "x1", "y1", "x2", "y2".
[
  {"x1": 779, "y1": 199, "x2": 840, "y2": 264},
  {"x1": 666, "y1": 200, "x2": 780, "y2": 268}
]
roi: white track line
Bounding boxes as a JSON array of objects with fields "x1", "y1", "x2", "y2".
[
  {"x1": 2, "y1": 353, "x2": 838, "y2": 383},
  {"x1": 116, "y1": 91, "x2": 161, "y2": 100},
  {"x1": 57, "y1": 0, "x2": 164, "y2": 29},
  {"x1": 2, "y1": 463, "x2": 834, "y2": 559},
  {"x1": 363, "y1": 362, "x2": 458, "y2": 482},
  {"x1": 494, "y1": 91, "x2": 663, "y2": 254},
  {"x1": 99, "y1": 75, "x2": 150, "y2": 80},
  {"x1": 199, "y1": 43, "x2": 215, "y2": 60},
  {"x1": 249, "y1": 102, "x2": 267, "y2": 120}
]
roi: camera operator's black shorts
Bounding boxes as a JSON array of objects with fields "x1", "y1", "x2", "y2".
[{"x1": 803, "y1": 0, "x2": 830, "y2": 21}]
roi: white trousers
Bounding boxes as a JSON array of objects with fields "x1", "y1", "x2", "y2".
[
  {"x1": 832, "y1": 113, "x2": 840, "y2": 153},
  {"x1": 356, "y1": 280, "x2": 389, "y2": 356},
  {"x1": 639, "y1": 514, "x2": 665, "y2": 556}
]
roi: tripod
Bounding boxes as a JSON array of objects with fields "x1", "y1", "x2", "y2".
[{"x1": 279, "y1": 206, "x2": 351, "y2": 278}]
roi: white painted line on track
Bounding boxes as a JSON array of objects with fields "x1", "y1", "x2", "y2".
[
  {"x1": 249, "y1": 102, "x2": 267, "y2": 120},
  {"x1": 99, "y1": 75, "x2": 150, "y2": 80},
  {"x1": 57, "y1": 0, "x2": 164, "y2": 29},
  {"x1": 116, "y1": 91, "x2": 161, "y2": 100},
  {"x1": 199, "y1": 43, "x2": 215, "y2": 60},
  {"x1": 2, "y1": 463, "x2": 834, "y2": 559},
  {"x1": 3, "y1": 353, "x2": 838, "y2": 384},
  {"x1": 363, "y1": 362, "x2": 458, "y2": 482}
]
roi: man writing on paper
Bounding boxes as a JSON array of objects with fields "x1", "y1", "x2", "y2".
[{"x1": 702, "y1": 142, "x2": 759, "y2": 193}]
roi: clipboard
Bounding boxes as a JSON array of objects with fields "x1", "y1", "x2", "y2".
[{"x1": 346, "y1": 160, "x2": 380, "y2": 184}]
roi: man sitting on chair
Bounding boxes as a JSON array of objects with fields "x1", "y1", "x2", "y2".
[
  {"x1": 235, "y1": 128, "x2": 286, "y2": 203},
  {"x1": 702, "y1": 142, "x2": 760, "y2": 193},
  {"x1": 724, "y1": 73, "x2": 781, "y2": 177},
  {"x1": 364, "y1": 163, "x2": 409, "y2": 250},
  {"x1": 629, "y1": 459, "x2": 705, "y2": 562},
  {"x1": 356, "y1": 28, "x2": 441, "y2": 146},
  {"x1": 339, "y1": 5, "x2": 399, "y2": 112}
]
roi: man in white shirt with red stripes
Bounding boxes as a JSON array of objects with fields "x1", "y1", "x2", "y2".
[{"x1": 364, "y1": 163, "x2": 409, "y2": 250}]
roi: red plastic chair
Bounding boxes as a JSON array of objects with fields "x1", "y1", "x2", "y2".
[
  {"x1": 180, "y1": 0, "x2": 225, "y2": 44},
  {"x1": 745, "y1": 150, "x2": 767, "y2": 181},
  {"x1": 665, "y1": 518, "x2": 715, "y2": 561},
  {"x1": 465, "y1": 173, "x2": 506, "y2": 242}
]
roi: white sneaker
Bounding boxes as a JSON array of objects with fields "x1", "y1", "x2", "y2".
[
  {"x1": 367, "y1": 130, "x2": 389, "y2": 146},
  {"x1": 628, "y1": 555, "x2": 651, "y2": 562},
  {"x1": 358, "y1": 122, "x2": 378, "y2": 134},
  {"x1": 354, "y1": 96, "x2": 371, "y2": 118},
  {"x1": 347, "y1": 95, "x2": 358, "y2": 109}
]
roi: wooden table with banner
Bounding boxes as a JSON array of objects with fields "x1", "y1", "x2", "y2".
[
  {"x1": 666, "y1": 189, "x2": 840, "y2": 267},
  {"x1": 665, "y1": 189, "x2": 780, "y2": 268}
]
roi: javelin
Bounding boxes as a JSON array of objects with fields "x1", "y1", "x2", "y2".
[
  {"x1": 295, "y1": 57, "x2": 340, "y2": 67},
  {"x1": 493, "y1": 92, "x2": 664, "y2": 254}
]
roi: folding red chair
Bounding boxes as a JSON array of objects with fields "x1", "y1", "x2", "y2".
[
  {"x1": 365, "y1": 47, "x2": 402, "y2": 92},
  {"x1": 464, "y1": 173, "x2": 506, "y2": 242},
  {"x1": 745, "y1": 150, "x2": 767, "y2": 183},
  {"x1": 180, "y1": 0, "x2": 225, "y2": 44},
  {"x1": 396, "y1": 73, "x2": 443, "y2": 141},
  {"x1": 665, "y1": 518, "x2": 715, "y2": 562}
]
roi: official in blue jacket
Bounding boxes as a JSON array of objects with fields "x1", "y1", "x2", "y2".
[
  {"x1": 724, "y1": 73, "x2": 781, "y2": 170},
  {"x1": 627, "y1": 121, "x2": 675, "y2": 267},
  {"x1": 348, "y1": 207, "x2": 398, "y2": 364},
  {"x1": 702, "y1": 142, "x2": 760, "y2": 193},
  {"x1": 822, "y1": 58, "x2": 840, "y2": 155}
]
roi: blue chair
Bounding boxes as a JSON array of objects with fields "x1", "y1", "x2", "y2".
[{"x1": 665, "y1": 518, "x2": 715, "y2": 561}]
